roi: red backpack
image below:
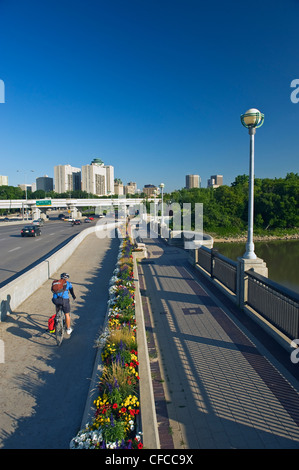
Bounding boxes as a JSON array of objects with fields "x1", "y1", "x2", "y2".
[{"x1": 51, "y1": 278, "x2": 67, "y2": 294}]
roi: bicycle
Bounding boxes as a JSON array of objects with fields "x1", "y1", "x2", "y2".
[{"x1": 55, "y1": 305, "x2": 66, "y2": 346}]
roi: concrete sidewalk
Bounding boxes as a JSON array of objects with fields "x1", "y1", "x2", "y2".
[
  {"x1": 0, "y1": 230, "x2": 120, "y2": 449},
  {"x1": 138, "y1": 236, "x2": 299, "y2": 449}
]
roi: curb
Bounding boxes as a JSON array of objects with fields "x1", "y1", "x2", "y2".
[
  {"x1": 78, "y1": 249, "x2": 160, "y2": 449},
  {"x1": 133, "y1": 253, "x2": 160, "y2": 449}
]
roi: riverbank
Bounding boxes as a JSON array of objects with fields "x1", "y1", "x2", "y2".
[{"x1": 212, "y1": 233, "x2": 299, "y2": 243}]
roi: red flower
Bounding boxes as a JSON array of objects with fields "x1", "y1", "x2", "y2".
[
  {"x1": 137, "y1": 442, "x2": 143, "y2": 449},
  {"x1": 112, "y1": 403, "x2": 118, "y2": 409}
]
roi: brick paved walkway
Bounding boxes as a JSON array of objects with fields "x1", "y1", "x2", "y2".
[{"x1": 138, "y1": 236, "x2": 299, "y2": 449}]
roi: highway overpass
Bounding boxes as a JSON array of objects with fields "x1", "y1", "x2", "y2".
[{"x1": 0, "y1": 197, "x2": 157, "y2": 218}]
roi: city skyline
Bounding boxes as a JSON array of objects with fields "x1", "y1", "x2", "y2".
[
  {"x1": 0, "y1": 1, "x2": 298, "y2": 192},
  {"x1": 1, "y1": 163, "x2": 225, "y2": 193}
]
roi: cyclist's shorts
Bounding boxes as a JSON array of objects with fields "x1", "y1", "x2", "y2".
[{"x1": 52, "y1": 298, "x2": 71, "y2": 314}]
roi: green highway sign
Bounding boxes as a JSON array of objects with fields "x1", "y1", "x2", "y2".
[{"x1": 36, "y1": 200, "x2": 52, "y2": 206}]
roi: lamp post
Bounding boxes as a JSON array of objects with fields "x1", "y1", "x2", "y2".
[
  {"x1": 159, "y1": 183, "x2": 164, "y2": 226},
  {"x1": 153, "y1": 189, "x2": 157, "y2": 222},
  {"x1": 240, "y1": 108, "x2": 264, "y2": 259},
  {"x1": 17, "y1": 169, "x2": 34, "y2": 220}
]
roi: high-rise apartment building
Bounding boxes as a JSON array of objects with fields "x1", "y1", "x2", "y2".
[
  {"x1": 0, "y1": 175, "x2": 8, "y2": 186},
  {"x1": 54, "y1": 165, "x2": 81, "y2": 193},
  {"x1": 81, "y1": 159, "x2": 114, "y2": 196},
  {"x1": 105, "y1": 165, "x2": 115, "y2": 195},
  {"x1": 186, "y1": 174, "x2": 201, "y2": 189},
  {"x1": 207, "y1": 175, "x2": 223, "y2": 188}
]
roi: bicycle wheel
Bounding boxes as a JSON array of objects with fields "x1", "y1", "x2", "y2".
[{"x1": 55, "y1": 308, "x2": 65, "y2": 346}]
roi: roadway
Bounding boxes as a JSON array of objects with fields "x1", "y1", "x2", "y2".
[
  {"x1": 0, "y1": 229, "x2": 120, "y2": 449},
  {"x1": 0, "y1": 217, "x2": 98, "y2": 287}
]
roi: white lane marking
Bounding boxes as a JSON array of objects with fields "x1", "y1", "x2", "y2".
[{"x1": 8, "y1": 246, "x2": 21, "y2": 252}]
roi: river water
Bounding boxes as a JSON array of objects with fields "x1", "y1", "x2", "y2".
[{"x1": 213, "y1": 239, "x2": 299, "y2": 295}]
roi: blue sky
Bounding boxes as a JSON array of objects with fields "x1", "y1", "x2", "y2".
[{"x1": 0, "y1": 0, "x2": 298, "y2": 192}]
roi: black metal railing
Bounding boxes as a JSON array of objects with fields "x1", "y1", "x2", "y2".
[
  {"x1": 197, "y1": 246, "x2": 212, "y2": 274},
  {"x1": 247, "y1": 270, "x2": 299, "y2": 339},
  {"x1": 212, "y1": 250, "x2": 237, "y2": 294},
  {"x1": 195, "y1": 246, "x2": 299, "y2": 340}
]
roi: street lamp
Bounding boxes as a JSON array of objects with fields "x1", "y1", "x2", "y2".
[
  {"x1": 153, "y1": 189, "x2": 157, "y2": 222},
  {"x1": 159, "y1": 183, "x2": 164, "y2": 226},
  {"x1": 240, "y1": 108, "x2": 264, "y2": 259},
  {"x1": 17, "y1": 169, "x2": 34, "y2": 219}
]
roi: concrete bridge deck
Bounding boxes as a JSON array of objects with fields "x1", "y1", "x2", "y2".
[{"x1": 1, "y1": 226, "x2": 299, "y2": 449}]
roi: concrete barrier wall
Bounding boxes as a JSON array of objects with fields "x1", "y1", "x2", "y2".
[{"x1": 0, "y1": 222, "x2": 121, "y2": 321}]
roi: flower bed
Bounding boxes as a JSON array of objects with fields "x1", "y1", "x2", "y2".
[{"x1": 70, "y1": 232, "x2": 143, "y2": 449}]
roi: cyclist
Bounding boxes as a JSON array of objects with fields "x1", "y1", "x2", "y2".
[{"x1": 52, "y1": 273, "x2": 76, "y2": 335}]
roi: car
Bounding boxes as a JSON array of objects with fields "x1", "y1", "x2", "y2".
[
  {"x1": 58, "y1": 214, "x2": 66, "y2": 220},
  {"x1": 88, "y1": 216, "x2": 94, "y2": 220},
  {"x1": 72, "y1": 219, "x2": 81, "y2": 225},
  {"x1": 32, "y1": 218, "x2": 44, "y2": 226},
  {"x1": 84, "y1": 218, "x2": 92, "y2": 223},
  {"x1": 21, "y1": 225, "x2": 41, "y2": 237}
]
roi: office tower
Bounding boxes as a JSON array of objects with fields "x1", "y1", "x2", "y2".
[
  {"x1": 36, "y1": 175, "x2": 53, "y2": 192},
  {"x1": 186, "y1": 174, "x2": 201, "y2": 189},
  {"x1": 54, "y1": 165, "x2": 81, "y2": 193},
  {"x1": 207, "y1": 175, "x2": 223, "y2": 188},
  {"x1": 0, "y1": 175, "x2": 8, "y2": 185}
]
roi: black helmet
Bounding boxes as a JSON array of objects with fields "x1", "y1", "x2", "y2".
[{"x1": 60, "y1": 273, "x2": 70, "y2": 279}]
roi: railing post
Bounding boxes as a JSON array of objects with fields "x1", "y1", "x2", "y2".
[{"x1": 237, "y1": 257, "x2": 268, "y2": 309}]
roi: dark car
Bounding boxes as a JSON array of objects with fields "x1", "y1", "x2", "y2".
[
  {"x1": 84, "y1": 218, "x2": 92, "y2": 223},
  {"x1": 21, "y1": 225, "x2": 41, "y2": 237}
]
